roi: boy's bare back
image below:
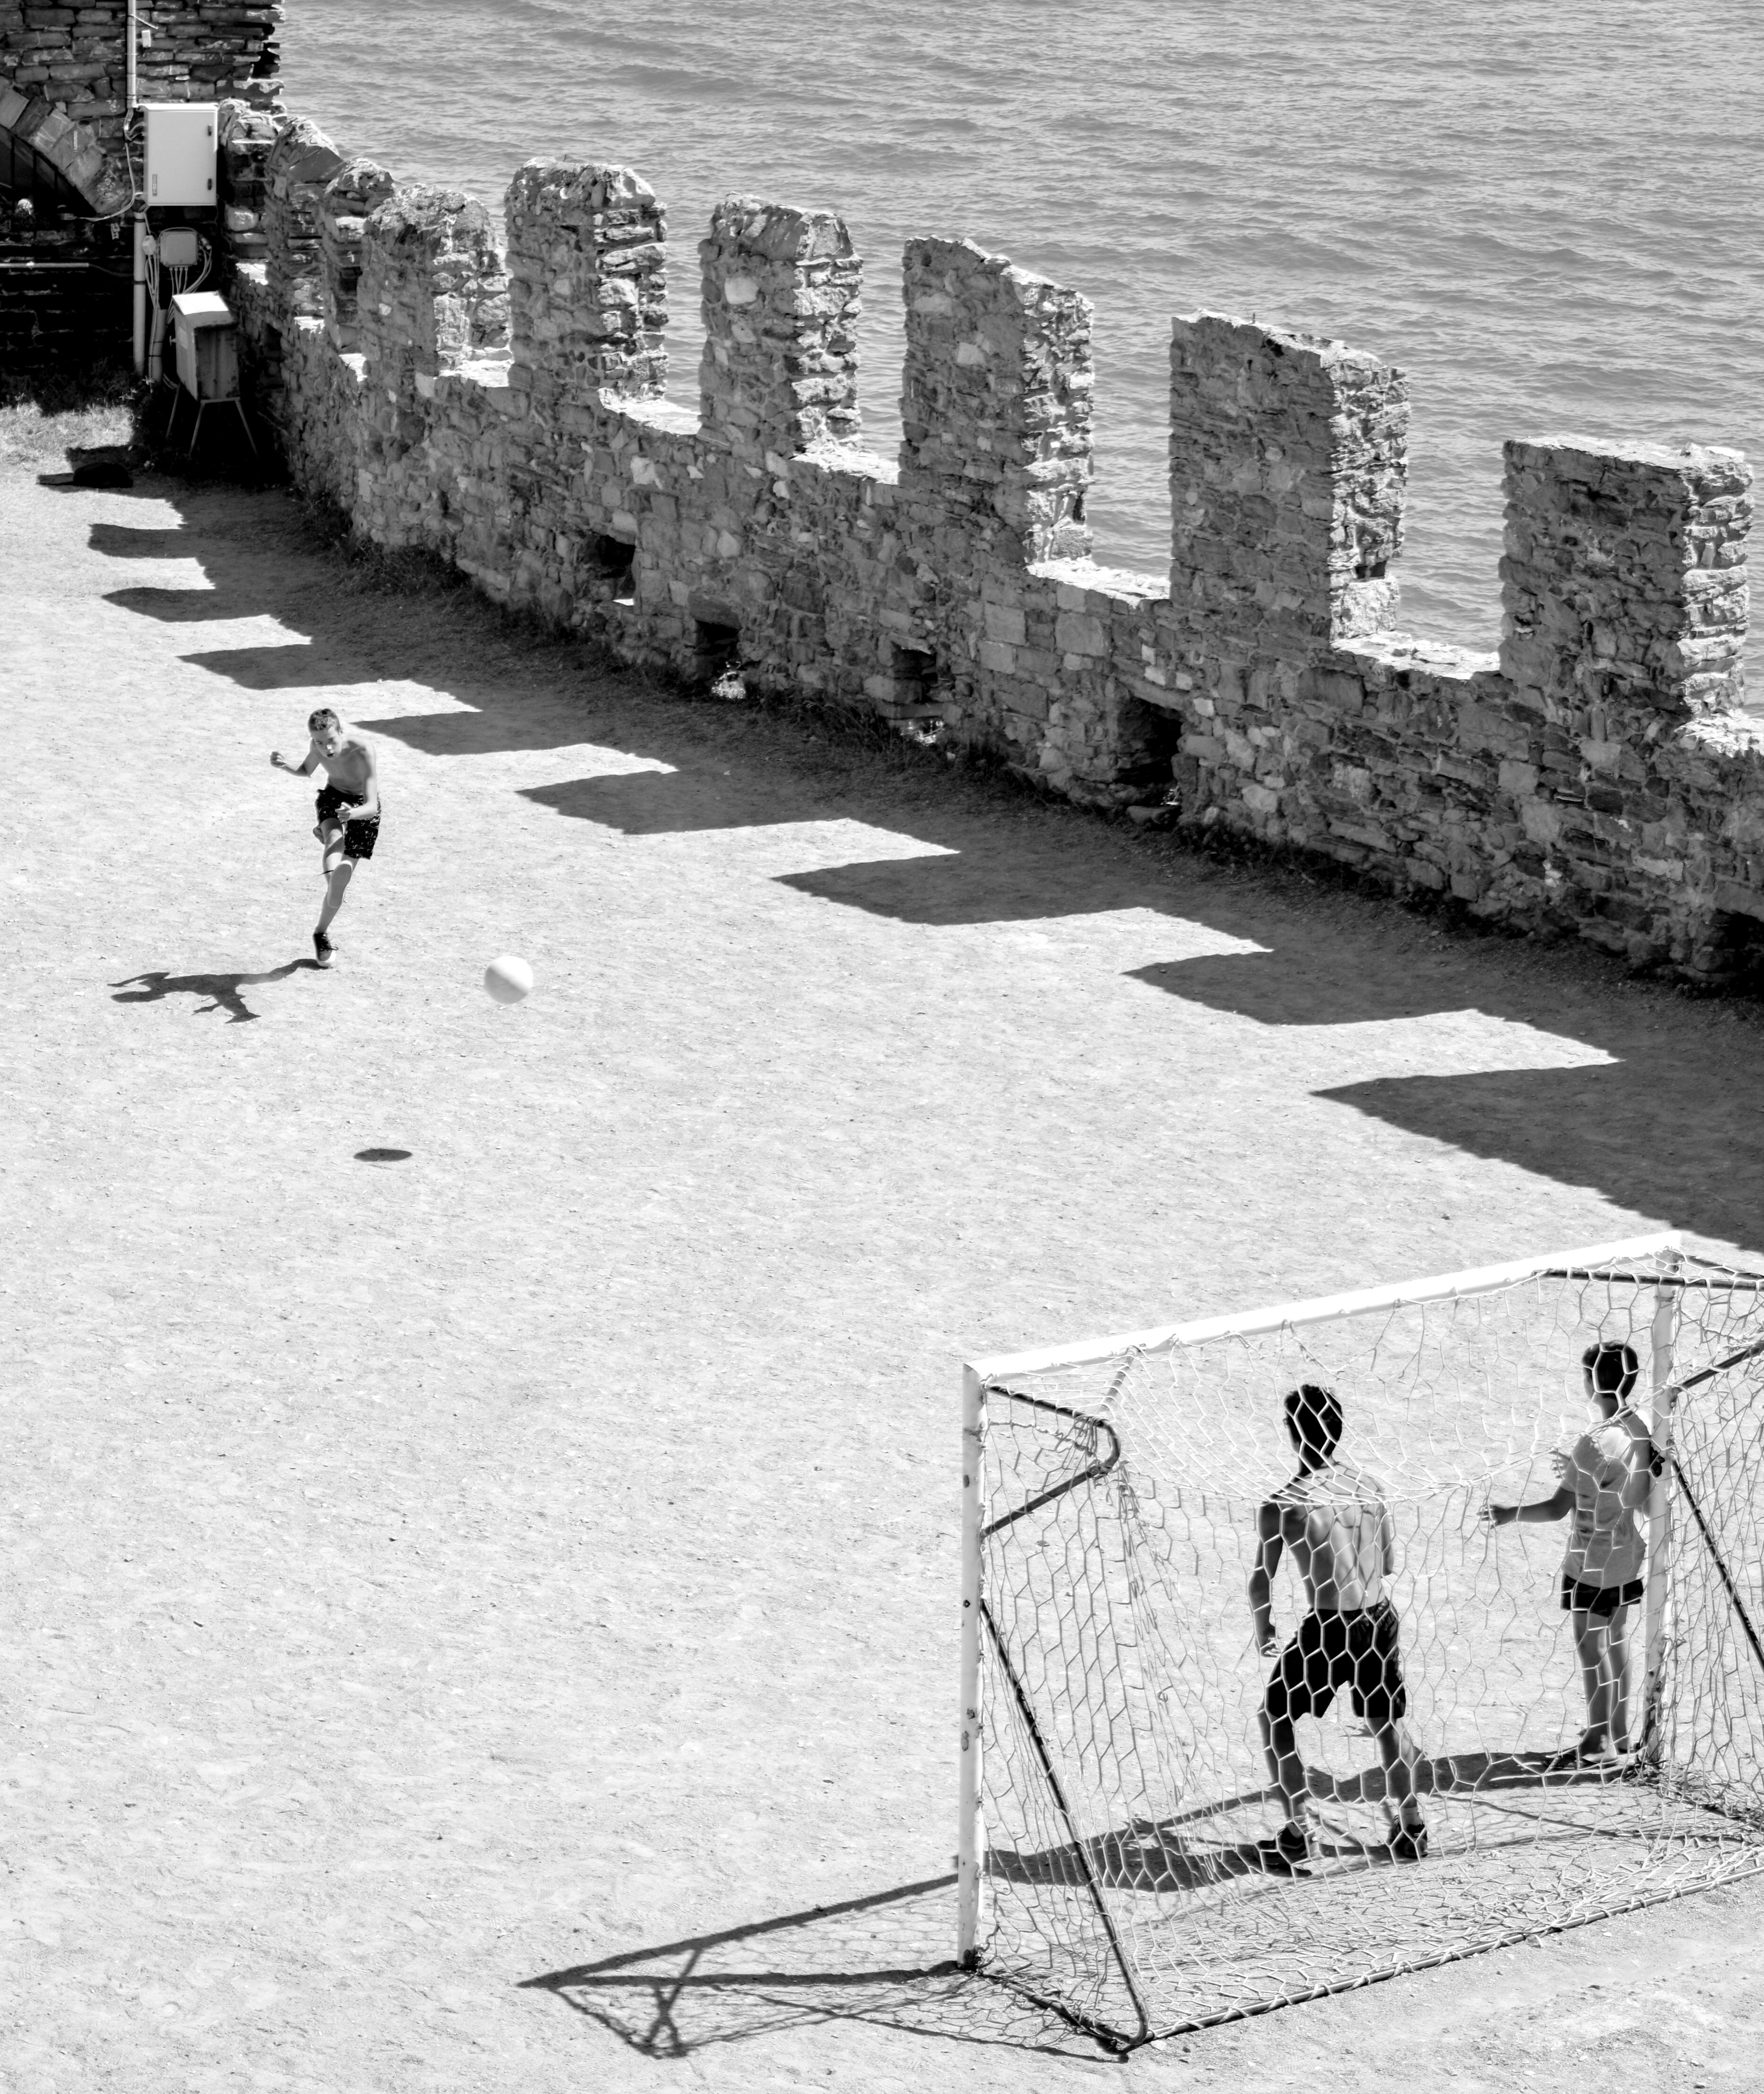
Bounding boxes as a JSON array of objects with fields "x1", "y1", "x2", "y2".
[{"x1": 1266, "y1": 1460, "x2": 1394, "y2": 1612}]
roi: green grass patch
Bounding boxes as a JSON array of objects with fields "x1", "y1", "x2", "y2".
[{"x1": 0, "y1": 362, "x2": 137, "y2": 468}]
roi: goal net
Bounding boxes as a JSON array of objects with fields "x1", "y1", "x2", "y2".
[{"x1": 957, "y1": 1233, "x2": 1764, "y2": 2049}]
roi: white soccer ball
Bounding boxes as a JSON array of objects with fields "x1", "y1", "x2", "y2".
[{"x1": 483, "y1": 954, "x2": 534, "y2": 1005}]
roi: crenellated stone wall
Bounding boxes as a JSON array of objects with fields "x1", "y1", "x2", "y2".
[{"x1": 225, "y1": 111, "x2": 1761, "y2": 986}]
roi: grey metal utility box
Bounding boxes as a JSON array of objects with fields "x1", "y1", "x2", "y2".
[
  {"x1": 143, "y1": 104, "x2": 217, "y2": 207},
  {"x1": 171, "y1": 291, "x2": 238, "y2": 400}
]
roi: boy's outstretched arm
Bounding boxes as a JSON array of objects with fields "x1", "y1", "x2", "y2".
[
  {"x1": 1249, "y1": 1500, "x2": 1284, "y2": 1654},
  {"x1": 270, "y1": 738, "x2": 319, "y2": 777},
  {"x1": 1488, "y1": 1482, "x2": 1573, "y2": 1528}
]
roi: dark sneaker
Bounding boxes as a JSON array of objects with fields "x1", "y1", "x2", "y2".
[
  {"x1": 1388, "y1": 1822, "x2": 1428, "y2": 1863},
  {"x1": 1545, "y1": 1733, "x2": 1615, "y2": 1774},
  {"x1": 313, "y1": 930, "x2": 334, "y2": 969},
  {"x1": 1256, "y1": 1821, "x2": 1310, "y2": 1872}
]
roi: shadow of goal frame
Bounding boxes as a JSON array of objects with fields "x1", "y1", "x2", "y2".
[{"x1": 958, "y1": 1229, "x2": 1764, "y2": 2052}]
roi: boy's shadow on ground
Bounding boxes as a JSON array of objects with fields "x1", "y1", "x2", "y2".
[
  {"x1": 111, "y1": 960, "x2": 314, "y2": 1024},
  {"x1": 994, "y1": 1748, "x2": 1646, "y2": 1898}
]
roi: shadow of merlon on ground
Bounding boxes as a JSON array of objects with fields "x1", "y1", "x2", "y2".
[
  {"x1": 104, "y1": 585, "x2": 252, "y2": 623},
  {"x1": 1320, "y1": 1063, "x2": 1764, "y2": 1255},
  {"x1": 89, "y1": 521, "x2": 206, "y2": 560},
  {"x1": 181, "y1": 642, "x2": 331, "y2": 690},
  {"x1": 521, "y1": 768, "x2": 847, "y2": 836},
  {"x1": 778, "y1": 848, "x2": 1175, "y2": 927},
  {"x1": 1132, "y1": 949, "x2": 1493, "y2": 1026},
  {"x1": 356, "y1": 709, "x2": 618, "y2": 758}
]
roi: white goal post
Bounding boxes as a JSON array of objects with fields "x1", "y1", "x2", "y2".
[{"x1": 957, "y1": 1230, "x2": 1764, "y2": 2049}]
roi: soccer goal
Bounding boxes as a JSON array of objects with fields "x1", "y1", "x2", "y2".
[{"x1": 957, "y1": 1232, "x2": 1764, "y2": 2050}]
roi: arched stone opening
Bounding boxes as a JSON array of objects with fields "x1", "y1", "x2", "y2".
[
  {"x1": 0, "y1": 93, "x2": 132, "y2": 370},
  {"x1": 0, "y1": 87, "x2": 131, "y2": 219},
  {"x1": 0, "y1": 123, "x2": 98, "y2": 227}
]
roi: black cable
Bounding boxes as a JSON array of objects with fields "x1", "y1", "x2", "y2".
[
  {"x1": 1672, "y1": 1447, "x2": 1764, "y2": 1683},
  {"x1": 981, "y1": 1385, "x2": 1121, "y2": 1539},
  {"x1": 979, "y1": 1597, "x2": 1152, "y2": 2050}
]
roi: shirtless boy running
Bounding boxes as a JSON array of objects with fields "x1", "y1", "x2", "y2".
[
  {"x1": 1251, "y1": 1383, "x2": 1427, "y2": 1866},
  {"x1": 270, "y1": 709, "x2": 381, "y2": 968}
]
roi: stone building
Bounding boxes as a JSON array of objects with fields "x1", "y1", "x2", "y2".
[{"x1": 0, "y1": 1, "x2": 279, "y2": 364}]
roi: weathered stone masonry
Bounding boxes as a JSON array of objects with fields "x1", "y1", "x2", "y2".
[{"x1": 222, "y1": 107, "x2": 1759, "y2": 983}]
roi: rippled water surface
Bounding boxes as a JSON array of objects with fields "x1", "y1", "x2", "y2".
[{"x1": 284, "y1": 1, "x2": 1763, "y2": 673}]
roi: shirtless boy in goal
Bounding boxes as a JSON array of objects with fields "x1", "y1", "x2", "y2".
[
  {"x1": 1251, "y1": 1384, "x2": 1427, "y2": 1867},
  {"x1": 270, "y1": 709, "x2": 381, "y2": 968}
]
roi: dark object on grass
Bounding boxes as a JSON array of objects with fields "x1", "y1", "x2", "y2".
[{"x1": 38, "y1": 458, "x2": 134, "y2": 490}]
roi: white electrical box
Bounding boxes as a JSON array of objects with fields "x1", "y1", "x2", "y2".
[{"x1": 143, "y1": 103, "x2": 217, "y2": 207}]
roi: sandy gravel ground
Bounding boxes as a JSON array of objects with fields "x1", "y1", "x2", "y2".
[{"x1": 3, "y1": 462, "x2": 1763, "y2": 2093}]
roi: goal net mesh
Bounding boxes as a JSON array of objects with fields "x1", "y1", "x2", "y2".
[{"x1": 970, "y1": 1244, "x2": 1764, "y2": 2047}]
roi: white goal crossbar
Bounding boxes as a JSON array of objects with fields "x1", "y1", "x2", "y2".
[{"x1": 968, "y1": 1230, "x2": 1683, "y2": 1383}]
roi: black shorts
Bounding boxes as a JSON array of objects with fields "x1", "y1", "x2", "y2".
[
  {"x1": 1561, "y1": 1573, "x2": 1644, "y2": 1620},
  {"x1": 1267, "y1": 1600, "x2": 1407, "y2": 1727},
  {"x1": 317, "y1": 784, "x2": 380, "y2": 861}
]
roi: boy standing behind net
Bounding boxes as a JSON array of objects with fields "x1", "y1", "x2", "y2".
[
  {"x1": 1487, "y1": 1340, "x2": 1660, "y2": 1763},
  {"x1": 1251, "y1": 1384, "x2": 1428, "y2": 1866}
]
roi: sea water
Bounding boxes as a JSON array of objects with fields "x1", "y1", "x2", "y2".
[{"x1": 284, "y1": 0, "x2": 1763, "y2": 679}]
